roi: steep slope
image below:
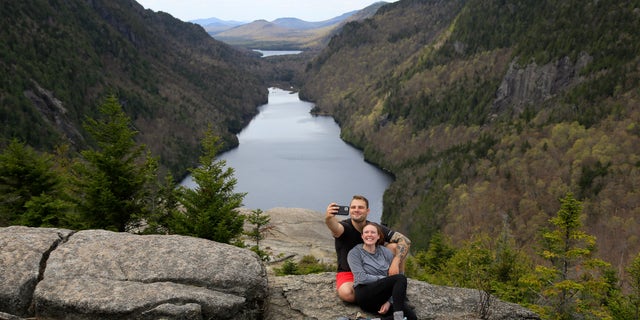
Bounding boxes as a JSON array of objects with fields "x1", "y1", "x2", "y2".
[
  {"x1": 300, "y1": 0, "x2": 640, "y2": 272},
  {"x1": 0, "y1": 0, "x2": 267, "y2": 176}
]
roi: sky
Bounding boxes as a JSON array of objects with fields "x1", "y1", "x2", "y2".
[{"x1": 136, "y1": 0, "x2": 398, "y2": 22}]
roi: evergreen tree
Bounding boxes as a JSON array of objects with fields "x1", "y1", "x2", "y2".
[
  {"x1": 524, "y1": 192, "x2": 612, "y2": 319},
  {"x1": 0, "y1": 139, "x2": 72, "y2": 227},
  {"x1": 244, "y1": 208, "x2": 273, "y2": 261},
  {"x1": 171, "y1": 127, "x2": 245, "y2": 243},
  {"x1": 406, "y1": 232, "x2": 456, "y2": 285},
  {"x1": 137, "y1": 172, "x2": 180, "y2": 235},
  {"x1": 627, "y1": 252, "x2": 640, "y2": 319},
  {"x1": 72, "y1": 95, "x2": 157, "y2": 232}
]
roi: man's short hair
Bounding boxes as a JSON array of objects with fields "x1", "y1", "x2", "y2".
[{"x1": 351, "y1": 195, "x2": 369, "y2": 208}]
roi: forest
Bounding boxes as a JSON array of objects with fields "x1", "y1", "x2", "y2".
[
  {"x1": 300, "y1": 0, "x2": 640, "y2": 280},
  {"x1": 2, "y1": 0, "x2": 640, "y2": 318}
]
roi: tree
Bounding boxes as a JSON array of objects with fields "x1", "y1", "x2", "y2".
[
  {"x1": 72, "y1": 95, "x2": 157, "y2": 231},
  {"x1": 524, "y1": 192, "x2": 612, "y2": 319},
  {"x1": 0, "y1": 139, "x2": 72, "y2": 227},
  {"x1": 244, "y1": 208, "x2": 273, "y2": 261},
  {"x1": 406, "y1": 232, "x2": 455, "y2": 285},
  {"x1": 171, "y1": 127, "x2": 245, "y2": 243},
  {"x1": 626, "y1": 252, "x2": 640, "y2": 319}
]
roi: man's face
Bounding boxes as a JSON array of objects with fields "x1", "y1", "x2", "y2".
[{"x1": 349, "y1": 199, "x2": 369, "y2": 223}]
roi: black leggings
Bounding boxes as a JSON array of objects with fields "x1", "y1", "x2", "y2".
[{"x1": 353, "y1": 274, "x2": 417, "y2": 320}]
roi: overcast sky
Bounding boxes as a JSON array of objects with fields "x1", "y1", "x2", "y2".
[{"x1": 136, "y1": 0, "x2": 398, "y2": 22}]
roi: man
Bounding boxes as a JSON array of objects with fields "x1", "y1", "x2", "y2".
[{"x1": 325, "y1": 195, "x2": 411, "y2": 303}]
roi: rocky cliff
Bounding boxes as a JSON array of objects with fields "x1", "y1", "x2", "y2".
[{"x1": 0, "y1": 208, "x2": 539, "y2": 320}]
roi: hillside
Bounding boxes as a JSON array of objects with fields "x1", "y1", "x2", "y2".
[
  {"x1": 208, "y1": 2, "x2": 388, "y2": 50},
  {"x1": 300, "y1": 0, "x2": 640, "y2": 274},
  {"x1": 0, "y1": 0, "x2": 268, "y2": 176}
]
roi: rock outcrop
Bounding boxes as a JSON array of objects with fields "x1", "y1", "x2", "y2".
[
  {"x1": 492, "y1": 53, "x2": 593, "y2": 115},
  {"x1": 1, "y1": 226, "x2": 267, "y2": 319},
  {"x1": 1, "y1": 208, "x2": 539, "y2": 320},
  {"x1": 267, "y1": 273, "x2": 539, "y2": 320}
]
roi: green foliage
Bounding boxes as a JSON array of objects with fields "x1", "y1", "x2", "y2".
[
  {"x1": 274, "y1": 255, "x2": 335, "y2": 276},
  {"x1": 526, "y1": 193, "x2": 613, "y2": 319},
  {"x1": 1, "y1": 0, "x2": 267, "y2": 178},
  {"x1": 275, "y1": 259, "x2": 299, "y2": 276},
  {"x1": 72, "y1": 95, "x2": 158, "y2": 232},
  {"x1": 625, "y1": 253, "x2": 640, "y2": 319},
  {"x1": 0, "y1": 139, "x2": 73, "y2": 227},
  {"x1": 406, "y1": 232, "x2": 455, "y2": 285},
  {"x1": 244, "y1": 208, "x2": 272, "y2": 261},
  {"x1": 578, "y1": 161, "x2": 611, "y2": 199},
  {"x1": 137, "y1": 172, "x2": 181, "y2": 235},
  {"x1": 171, "y1": 127, "x2": 245, "y2": 243}
]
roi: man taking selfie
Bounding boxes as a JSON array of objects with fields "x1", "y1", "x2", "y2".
[{"x1": 325, "y1": 195, "x2": 411, "y2": 303}]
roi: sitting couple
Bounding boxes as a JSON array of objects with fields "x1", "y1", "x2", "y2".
[{"x1": 326, "y1": 195, "x2": 417, "y2": 320}]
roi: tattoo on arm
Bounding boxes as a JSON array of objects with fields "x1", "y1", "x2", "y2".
[{"x1": 390, "y1": 232, "x2": 411, "y2": 261}]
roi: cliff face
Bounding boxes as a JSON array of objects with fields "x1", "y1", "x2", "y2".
[{"x1": 1, "y1": 209, "x2": 539, "y2": 320}]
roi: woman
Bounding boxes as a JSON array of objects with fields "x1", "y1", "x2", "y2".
[{"x1": 347, "y1": 222, "x2": 417, "y2": 320}]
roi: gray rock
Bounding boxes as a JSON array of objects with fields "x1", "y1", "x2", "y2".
[
  {"x1": 1, "y1": 220, "x2": 538, "y2": 320},
  {"x1": 35, "y1": 229, "x2": 267, "y2": 319},
  {"x1": 0, "y1": 226, "x2": 74, "y2": 317},
  {"x1": 493, "y1": 53, "x2": 593, "y2": 115},
  {"x1": 267, "y1": 273, "x2": 539, "y2": 320}
]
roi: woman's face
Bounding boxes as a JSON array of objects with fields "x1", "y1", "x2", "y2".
[{"x1": 362, "y1": 224, "x2": 380, "y2": 245}]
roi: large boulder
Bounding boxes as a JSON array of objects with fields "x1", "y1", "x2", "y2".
[
  {"x1": 0, "y1": 226, "x2": 74, "y2": 317},
  {"x1": 267, "y1": 272, "x2": 539, "y2": 320},
  {"x1": 34, "y1": 229, "x2": 267, "y2": 319},
  {"x1": 0, "y1": 227, "x2": 267, "y2": 320}
]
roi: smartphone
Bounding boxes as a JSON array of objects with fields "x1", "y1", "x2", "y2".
[{"x1": 335, "y1": 205, "x2": 350, "y2": 215}]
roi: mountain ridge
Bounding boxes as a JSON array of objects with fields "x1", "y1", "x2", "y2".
[{"x1": 201, "y1": 2, "x2": 389, "y2": 49}]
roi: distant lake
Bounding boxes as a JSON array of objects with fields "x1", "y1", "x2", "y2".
[
  {"x1": 181, "y1": 88, "x2": 393, "y2": 222},
  {"x1": 253, "y1": 50, "x2": 302, "y2": 57}
]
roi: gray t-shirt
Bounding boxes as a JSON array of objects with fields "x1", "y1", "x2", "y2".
[{"x1": 347, "y1": 244, "x2": 394, "y2": 287}]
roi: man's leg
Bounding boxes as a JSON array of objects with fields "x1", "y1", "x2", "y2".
[
  {"x1": 337, "y1": 281, "x2": 356, "y2": 303},
  {"x1": 336, "y1": 272, "x2": 356, "y2": 303}
]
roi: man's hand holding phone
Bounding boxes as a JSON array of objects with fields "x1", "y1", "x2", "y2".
[{"x1": 334, "y1": 204, "x2": 350, "y2": 215}]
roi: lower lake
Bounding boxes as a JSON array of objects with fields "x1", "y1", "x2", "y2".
[{"x1": 182, "y1": 88, "x2": 393, "y2": 222}]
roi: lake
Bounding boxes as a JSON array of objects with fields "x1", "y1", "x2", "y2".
[
  {"x1": 253, "y1": 50, "x2": 302, "y2": 57},
  {"x1": 182, "y1": 88, "x2": 393, "y2": 222}
]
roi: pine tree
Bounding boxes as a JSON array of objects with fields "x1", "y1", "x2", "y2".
[
  {"x1": 627, "y1": 252, "x2": 640, "y2": 319},
  {"x1": 72, "y1": 95, "x2": 157, "y2": 232},
  {"x1": 171, "y1": 127, "x2": 245, "y2": 243},
  {"x1": 0, "y1": 139, "x2": 72, "y2": 227},
  {"x1": 244, "y1": 208, "x2": 273, "y2": 261},
  {"x1": 525, "y1": 192, "x2": 612, "y2": 319}
]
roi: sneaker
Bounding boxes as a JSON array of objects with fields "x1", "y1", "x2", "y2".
[{"x1": 393, "y1": 311, "x2": 405, "y2": 320}]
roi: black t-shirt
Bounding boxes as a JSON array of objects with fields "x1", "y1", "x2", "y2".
[{"x1": 335, "y1": 219, "x2": 395, "y2": 272}]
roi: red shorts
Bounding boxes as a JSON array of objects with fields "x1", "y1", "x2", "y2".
[{"x1": 336, "y1": 271, "x2": 354, "y2": 290}]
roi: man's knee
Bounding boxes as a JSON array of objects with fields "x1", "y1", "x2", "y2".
[{"x1": 337, "y1": 282, "x2": 355, "y2": 303}]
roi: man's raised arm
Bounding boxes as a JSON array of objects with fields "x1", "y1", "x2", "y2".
[{"x1": 325, "y1": 203, "x2": 344, "y2": 238}]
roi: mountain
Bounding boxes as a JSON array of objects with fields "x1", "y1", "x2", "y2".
[
  {"x1": 204, "y1": 2, "x2": 389, "y2": 50},
  {"x1": 190, "y1": 17, "x2": 246, "y2": 34},
  {"x1": 0, "y1": 0, "x2": 268, "y2": 176},
  {"x1": 300, "y1": 0, "x2": 640, "y2": 273}
]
